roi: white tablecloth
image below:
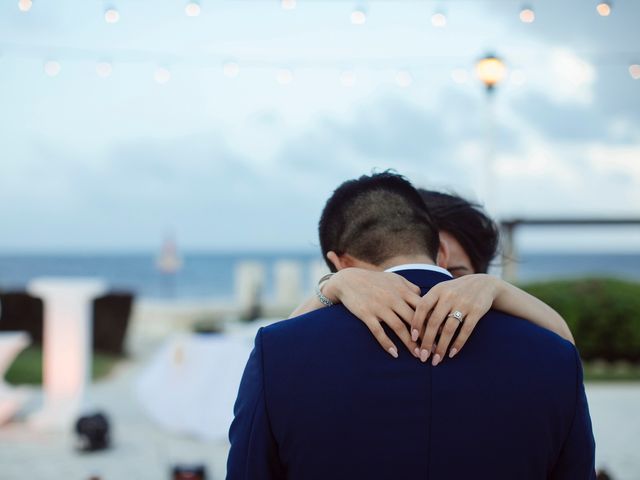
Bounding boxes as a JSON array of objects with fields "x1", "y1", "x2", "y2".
[{"x1": 136, "y1": 320, "x2": 277, "y2": 440}]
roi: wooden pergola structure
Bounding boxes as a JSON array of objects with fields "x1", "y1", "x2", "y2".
[{"x1": 499, "y1": 217, "x2": 640, "y2": 282}]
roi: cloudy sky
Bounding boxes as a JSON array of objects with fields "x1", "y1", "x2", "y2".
[{"x1": 1, "y1": 0, "x2": 639, "y2": 252}]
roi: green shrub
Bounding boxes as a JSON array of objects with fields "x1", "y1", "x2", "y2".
[
  {"x1": 521, "y1": 278, "x2": 640, "y2": 361},
  {"x1": 6, "y1": 346, "x2": 121, "y2": 385}
]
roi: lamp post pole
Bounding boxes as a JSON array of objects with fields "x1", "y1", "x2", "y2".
[{"x1": 475, "y1": 54, "x2": 506, "y2": 216}]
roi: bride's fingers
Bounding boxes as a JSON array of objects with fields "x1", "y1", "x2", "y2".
[
  {"x1": 402, "y1": 279, "x2": 422, "y2": 296},
  {"x1": 363, "y1": 317, "x2": 400, "y2": 358},
  {"x1": 431, "y1": 317, "x2": 462, "y2": 366},
  {"x1": 419, "y1": 302, "x2": 450, "y2": 362},
  {"x1": 448, "y1": 310, "x2": 483, "y2": 359},
  {"x1": 380, "y1": 309, "x2": 418, "y2": 357},
  {"x1": 411, "y1": 293, "x2": 438, "y2": 342},
  {"x1": 402, "y1": 291, "x2": 423, "y2": 310},
  {"x1": 392, "y1": 300, "x2": 415, "y2": 326}
]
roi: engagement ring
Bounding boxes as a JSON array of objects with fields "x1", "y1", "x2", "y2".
[{"x1": 448, "y1": 310, "x2": 465, "y2": 323}]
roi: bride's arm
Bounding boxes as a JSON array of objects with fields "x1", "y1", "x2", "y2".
[
  {"x1": 289, "y1": 268, "x2": 423, "y2": 358},
  {"x1": 412, "y1": 274, "x2": 574, "y2": 366},
  {"x1": 290, "y1": 269, "x2": 574, "y2": 362},
  {"x1": 289, "y1": 295, "x2": 325, "y2": 318}
]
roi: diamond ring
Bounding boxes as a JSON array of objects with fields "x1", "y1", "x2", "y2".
[{"x1": 447, "y1": 310, "x2": 465, "y2": 323}]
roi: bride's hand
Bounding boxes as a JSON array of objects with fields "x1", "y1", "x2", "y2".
[
  {"x1": 410, "y1": 274, "x2": 499, "y2": 365},
  {"x1": 324, "y1": 268, "x2": 423, "y2": 358}
]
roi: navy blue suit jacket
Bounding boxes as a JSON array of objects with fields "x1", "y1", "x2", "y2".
[{"x1": 227, "y1": 269, "x2": 596, "y2": 479}]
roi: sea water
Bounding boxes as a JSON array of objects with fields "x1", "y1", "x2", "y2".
[{"x1": 0, "y1": 252, "x2": 638, "y2": 301}]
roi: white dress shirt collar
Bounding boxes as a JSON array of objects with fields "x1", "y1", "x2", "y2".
[{"x1": 384, "y1": 263, "x2": 453, "y2": 278}]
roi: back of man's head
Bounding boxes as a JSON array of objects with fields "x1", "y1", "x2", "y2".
[{"x1": 319, "y1": 171, "x2": 439, "y2": 271}]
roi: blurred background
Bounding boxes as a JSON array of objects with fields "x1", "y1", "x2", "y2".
[{"x1": 0, "y1": 0, "x2": 639, "y2": 479}]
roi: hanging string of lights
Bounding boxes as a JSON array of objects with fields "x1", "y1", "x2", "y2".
[
  {"x1": 8, "y1": 0, "x2": 638, "y2": 84},
  {"x1": 13, "y1": 0, "x2": 623, "y2": 22}
]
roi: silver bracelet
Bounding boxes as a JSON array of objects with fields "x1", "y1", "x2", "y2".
[{"x1": 315, "y1": 273, "x2": 335, "y2": 306}]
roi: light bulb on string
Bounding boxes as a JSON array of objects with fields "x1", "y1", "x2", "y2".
[
  {"x1": 223, "y1": 61, "x2": 240, "y2": 78},
  {"x1": 395, "y1": 70, "x2": 413, "y2": 87},
  {"x1": 519, "y1": 6, "x2": 535, "y2": 23},
  {"x1": 96, "y1": 62, "x2": 113, "y2": 78},
  {"x1": 340, "y1": 70, "x2": 357, "y2": 87},
  {"x1": 104, "y1": 8, "x2": 120, "y2": 24},
  {"x1": 44, "y1": 61, "x2": 61, "y2": 77},
  {"x1": 629, "y1": 64, "x2": 640, "y2": 80},
  {"x1": 18, "y1": 0, "x2": 32, "y2": 12},
  {"x1": 596, "y1": 1, "x2": 612, "y2": 16},
  {"x1": 154, "y1": 67, "x2": 171, "y2": 84},
  {"x1": 276, "y1": 68, "x2": 294, "y2": 85},
  {"x1": 185, "y1": 2, "x2": 201, "y2": 17},
  {"x1": 281, "y1": 0, "x2": 296, "y2": 10},
  {"x1": 351, "y1": 6, "x2": 367, "y2": 25},
  {"x1": 431, "y1": 12, "x2": 447, "y2": 27}
]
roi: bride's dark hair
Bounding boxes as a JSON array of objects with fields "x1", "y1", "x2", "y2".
[{"x1": 419, "y1": 189, "x2": 500, "y2": 274}]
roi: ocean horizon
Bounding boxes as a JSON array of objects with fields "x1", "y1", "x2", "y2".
[{"x1": 0, "y1": 251, "x2": 639, "y2": 301}]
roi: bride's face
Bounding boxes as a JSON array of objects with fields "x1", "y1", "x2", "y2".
[{"x1": 438, "y1": 230, "x2": 474, "y2": 278}]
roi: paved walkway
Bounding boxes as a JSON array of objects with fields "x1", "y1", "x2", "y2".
[
  {"x1": 1, "y1": 359, "x2": 639, "y2": 479},
  {"x1": 0, "y1": 360, "x2": 229, "y2": 480}
]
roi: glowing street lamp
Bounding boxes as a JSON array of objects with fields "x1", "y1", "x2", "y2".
[
  {"x1": 476, "y1": 54, "x2": 507, "y2": 93},
  {"x1": 475, "y1": 53, "x2": 506, "y2": 217}
]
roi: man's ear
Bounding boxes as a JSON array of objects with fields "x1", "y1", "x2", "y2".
[
  {"x1": 326, "y1": 251, "x2": 356, "y2": 271},
  {"x1": 326, "y1": 251, "x2": 343, "y2": 271},
  {"x1": 436, "y1": 235, "x2": 450, "y2": 269}
]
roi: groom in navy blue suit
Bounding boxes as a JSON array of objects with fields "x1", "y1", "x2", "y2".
[{"x1": 227, "y1": 172, "x2": 595, "y2": 479}]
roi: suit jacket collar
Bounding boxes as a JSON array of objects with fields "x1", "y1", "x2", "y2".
[{"x1": 392, "y1": 269, "x2": 453, "y2": 291}]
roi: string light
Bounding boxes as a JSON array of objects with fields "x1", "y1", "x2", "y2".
[
  {"x1": 185, "y1": 2, "x2": 201, "y2": 17},
  {"x1": 351, "y1": 6, "x2": 367, "y2": 25},
  {"x1": 431, "y1": 12, "x2": 447, "y2": 28},
  {"x1": 96, "y1": 62, "x2": 113, "y2": 78},
  {"x1": 17, "y1": 0, "x2": 32, "y2": 12},
  {"x1": 104, "y1": 8, "x2": 120, "y2": 24},
  {"x1": 395, "y1": 70, "x2": 413, "y2": 87},
  {"x1": 519, "y1": 6, "x2": 535, "y2": 23},
  {"x1": 44, "y1": 61, "x2": 61, "y2": 77},
  {"x1": 281, "y1": 0, "x2": 296, "y2": 10},
  {"x1": 630, "y1": 64, "x2": 640, "y2": 80},
  {"x1": 340, "y1": 70, "x2": 357, "y2": 87},
  {"x1": 154, "y1": 67, "x2": 171, "y2": 84},
  {"x1": 596, "y1": 1, "x2": 612, "y2": 16},
  {"x1": 223, "y1": 61, "x2": 240, "y2": 78},
  {"x1": 276, "y1": 68, "x2": 294, "y2": 85},
  {"x1": 451, "y1": 68, "x2": 469, "y2": 84}
]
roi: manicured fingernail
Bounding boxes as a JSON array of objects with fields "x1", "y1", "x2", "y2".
[
  {"x1": 413, "y1": 347, "x2": 420, "y2": 357},
  {"x1": 449, "y1": 348, "x2": 458, "y2": 358},
  {"x1": 432, "y1": 353, "x2": 442, "y2": 366},
  {"x1": 411, "y1": 329, "x2": 419, "y2": 342},
  {"x1": 420, "y1": 349, "x2": 430, "y2": 363},
  {"x1": 388, "y1": 347, "x2": 398, "y2": 358}
]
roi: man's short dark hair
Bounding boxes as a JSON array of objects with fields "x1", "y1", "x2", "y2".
[
  {"x1": 319, "y1": 172, "x2": 440, "y2": 271},
  {"x1": 418, "y1": 189, "x2": 499, "y2": 273}
]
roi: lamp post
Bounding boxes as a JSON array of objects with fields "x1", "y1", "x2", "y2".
[
  {"x1": 476, "y1": 54, "x2": 510, "y2": 277},
  {"x1": 475, "y1": 53, "x2": 506, "y2": 215}
]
